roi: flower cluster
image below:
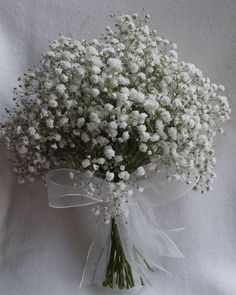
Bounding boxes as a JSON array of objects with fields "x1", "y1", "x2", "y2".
[{"x1": 1, "y1": 14, "x2": 230, "y2": 221}]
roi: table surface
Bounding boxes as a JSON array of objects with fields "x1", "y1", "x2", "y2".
[{"x1": 0, "y1": 1, "x2": 236, "y2": 294}]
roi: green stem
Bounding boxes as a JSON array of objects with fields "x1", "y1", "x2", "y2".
[
  {"x1": 103, "y1": 218, "x2": 135, "y2": 289},
  {"x1": 144, "y1": 259, "x2": 154, "y2": 272}
]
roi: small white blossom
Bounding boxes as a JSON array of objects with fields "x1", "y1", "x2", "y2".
[
  {"x1": 104, "y1": 103, "x2": 114, "y2": 112},
  {"x1": 54, "y1": 134, "x2": 61, "y2": 141},
  {"x1": 77, "y1": 118, "x2": 85, "y2": 128},
  {"x1": 104, "y1": 145, "x2": 115, "y2": 159},
  {"x1": 136, "y1": 167, "x2": 145, "y2": 176},
  {"x1": 18, "y1": 146, "x2": 28, "y2": 154},
  {"x1": 46, "y1": 119, "x2": 54, "y2": 129},
  {"x1": 122, "y1": 131, "x2": 130, "y2": 141},
  {"x1": 56, "y1": 84, "x2": 66, "y2": 95},
  {"x1": 16, "y1": 126, "x2": 22, "y2": 134},
  {"x1": 114, "y1": 156, "x2": 122, "y2": 163},
  {"x1": 168, "y1": 127, "x2": 177, "y2": 140},
  {"x1": 82, "y1": 159, "x2": 91, "y2": 168},
  {"x1": 28, "y1": 127, "x2": 36, "y2": 135},
  {"x1": 49, "y1": 100, "x2": 58, "y2": 108},
  {"x1": 107, "y1": 58, "x2": 123, "y2": 71},
  {"x1": 106, "y1": 172, "x2": 115, "y2": 182},
  {"x1": 33, "y1": 133, "x2": 41, "y2": 140},
  {"x1": 59, "y1": 117, "x2": 69, "y2": 126},
  {"x1": 91, "y1": 88, "x2": 100, "y2": 98},
  {"x1": 81, "y1": 133, "x2": 90, "y2": 142},
  {"x1": 61, "y1": 74, "x2": 68, "y2": 83},
  {"x1": 139, "y1": 143, "x2": 148, "y2": 152},
  {"x1": 118, "y1": 171, "x2": 130, "y2": 180}
]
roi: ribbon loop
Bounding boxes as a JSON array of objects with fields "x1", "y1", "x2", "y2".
[{"x1": 46, "y1": 168, "x2": 104, "y2": 208}]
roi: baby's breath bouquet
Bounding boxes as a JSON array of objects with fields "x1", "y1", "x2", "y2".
[{"x1": 1, "y1": 14, "x2": 230, "y2": 290}]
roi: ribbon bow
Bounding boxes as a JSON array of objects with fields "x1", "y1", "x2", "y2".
[{"x1": 46, "y1": 167, "x2": 198, "y2": 288}]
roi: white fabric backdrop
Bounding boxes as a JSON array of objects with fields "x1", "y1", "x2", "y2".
[{"x1": 0, "y1": 0, "x2": 236, "y2": 294}]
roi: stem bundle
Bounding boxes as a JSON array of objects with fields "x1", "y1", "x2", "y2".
[{"x1": 103, "y1": 218, "x2": 135, "y2": 289}]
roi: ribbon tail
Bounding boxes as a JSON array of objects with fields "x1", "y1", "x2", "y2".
[
  {"x1": 79, "y1": 220, "x2": 99, "y2": 288},
  {"x1": 116, "y1": 199, "x2": 184, "y2": 285},
  {"x1": 79, "y1": 216, "x2": 111, "y2": 288}
]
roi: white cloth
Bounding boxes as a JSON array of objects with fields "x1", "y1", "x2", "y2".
[{"x1": 0, "y1": 1, "x2": 236, "y2": 294}]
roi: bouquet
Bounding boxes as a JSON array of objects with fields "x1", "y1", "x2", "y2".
[{"x1": 0, "y1": 14, "x2": 231, "y2": 290}]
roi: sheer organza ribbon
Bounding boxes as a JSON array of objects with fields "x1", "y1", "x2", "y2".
[{"x1": 46, "y1": 167, "x2": 199, "y2": 289}]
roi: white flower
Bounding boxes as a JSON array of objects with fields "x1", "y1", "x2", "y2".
[
  {"x1": 87, "y1": 46, "x2": 98, "y2": 55},
  {"x1": 122, "y1": 131, "x2": 129, "y2": 141},
  {"x1": 104, "y1": 103, "x2": 114, "y2": 112},
  {"x1": 140, "y1": 132, "x2": 150, "y2": 142},
  {"x1": 41, "y1": 109, "x2": 48, "y2": 117},
  {"x1": 28, "y1": 127, "x2": 36, "y2": 135},
  {"x1": 139, "y1": 143, "x2": 148, "y2": 152},
  {"x1": 135, "y1": 166, "x2": 145, "y2": 176},
  {"x1": 168, "y1": 127, "x2": 177, "y2": 140},
  {"x1": 45, "y1": 82, "x2": 53, "y2": 90},
  {"x1": 93, "y1": 164, "x2": 99, "y2": 171},
  {"x1": 138, "y1": 186, "x2": 144, "y2": 192},
  {"x1": 54, "y1": 68, "x2": 62, "y2": 75},
  {"x1": 109, "y1": 121, "x2": 118, "y2": 129},
  {"x1": 77, "y1": 118, "x2": 85, "y2": 128},
  {"x1": 59, "y1": 117, "x2": 69, "y2": 126},
  {"x1": 160, "y1": 96, "x2": 171, "y2": 106},
  {"x1": 118, "y1": 171, "x2": 130, "y2": 180},
  {"x1": 16, "y1": 126, "x2": 22, "y2": 135},
  {"x1": 18, "y1": 145, "x2": 28, "y2": 154},
  {"x1": 115, "y1": 155, "x2": 123, "y2": 162},
  {"x1": 150, "y1": 134, "x2": 160, "y2": 142},
  {"x1": 104, "y1": 212, "x2": 111, "y2": 224},
  {"x1": 104, "y1": 145, "x2": 115, "y2": 159},
  {"x1": 130, "y1": 89, "x2": 145, "y2": 103},
  {"x1": 107, "y1": 58, "x2": 123, "y2": 72},
  {"x1": 64, "y1": 100, "x2": 74, "y2": 109},
  {"x1": 50, "y1": 94, "x2": 57, "y2": 100},
  {"x1": 106, "y1": 172, "x2": 115, "y2": 181},
  {"x1": 82, "y1": 159, "x2": 91, "y2": 168},
  {"x1": 86, "y1": 170, "x2": 94, "y2": 178},
  {"x1": 180, "y1": 72, "x2": 189, "y2": 82},
  {"x1": 97, "y1": 136, "x2": 109, "y2": 146},
  {"x1": 161, "y1": 111, "x2": 172, "y2": 123},
  {"x1": 92, "y1": 66, "x2": 101, "y2": 74},
  {"x1": 129, "y1": 63, "x2": 139, "y2": 73},
  {"x1": 144, "y1": 98, "x2": 159, "y2": 114},
  {"x1": 61, "y1": 74, "x2": 68, "y2": 83},
  {"x1": 51, "y1": 143, "x2": 57, "y2": 149},
  {"x1": 49, "y1": 100, "x2": 58, "y2": 108},
  {"x1": 33, "y1": 133, "x2": 41, "y2": 140},
  {"x1": 96, "y1": 158, "x2": 105, "y2": 165},
  {"x1": 46, "y1": 119, "x2": 54, "y2": 129},
  {"x1": 91, "y1": 88, "x2": 100, "y2": 98},
  {"x1": 28, "y1": 166, "x2": 35, "y2": 173},
  {"x1": 173, "y1": 98, "x2": 182, "y2": 107},
  {"x1": 60, "y1": 61, "x2": 71, "y2": 69},
  {"x1": 56, "y1": 84, "x2": 66, "y2": 95},
  {"x1": 69, "y1": 85, "x2": 77, "y2": 93},
  {"x1": 89, "y1": 112, "x2": 100, "y2": 123},
  {"x1": 54, "y1": 134, "x2": 61, "y2": 141},
  {"x1": 81, "y1": 133, "x2": 90, "y2": 142}
]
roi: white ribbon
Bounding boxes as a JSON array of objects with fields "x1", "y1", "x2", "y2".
[{"x1": 46, "y1": 167, "x2": 199, "y2": 289}]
